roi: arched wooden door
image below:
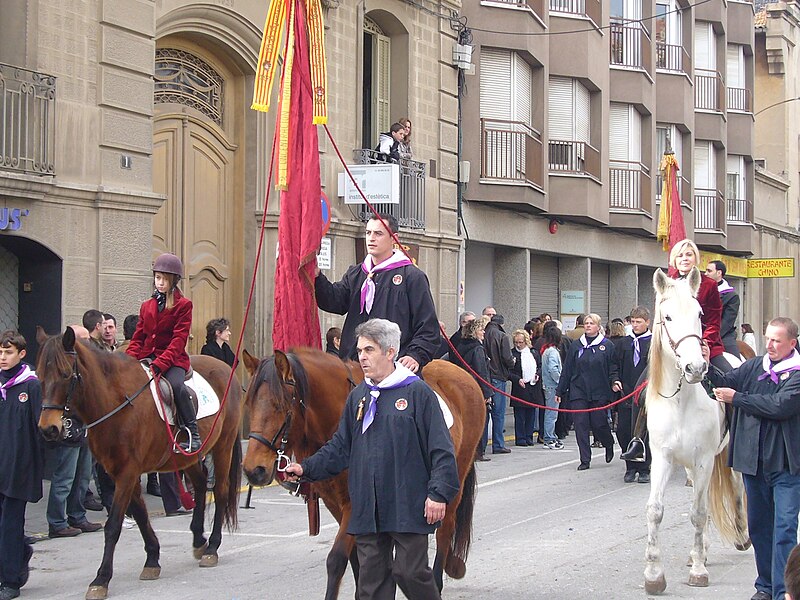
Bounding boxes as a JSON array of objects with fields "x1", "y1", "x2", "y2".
[{"x1": 152, "y1": 114, "x2": 240, "y2": 354}]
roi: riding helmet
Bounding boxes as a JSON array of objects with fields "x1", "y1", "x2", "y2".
[{"x1": 152, "y1": 253, "x2": 183, "y2": 279}]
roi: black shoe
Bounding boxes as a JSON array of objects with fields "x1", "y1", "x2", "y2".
[
  {"x1": 637, "y1": 472, "x2": 651, "y2": 484},
  {"x1": 577, "y1": 463, "x2": 590, "y2": 471},
  {"x1": 146, "y1": 482, "x2": 162, "y2": 497},
  {"x1": 20, "y1": 544, "x2": 33, "y2": 587},
  {"x1": 620, "y1": 438, "x2": 646, "y2": 462},
  {"x1": 514, "y1": 441, "x2": 529, "y2": 447},
  {"x1": 476, "y1": 454, "x2": 491, "y2": 462},
  {"x1": 83, "y1": 496, "x2": 104, "y2": 512},
  {"x1": 605, "y1": 445, "x2": 614, "y2": 463},
  {"x1": 178, "y1": 421, "x2": 202, "y2": 453},
  {"x1": 750, "y1": 592, "x2": 771, "y2": 600},
  {"x1": 624, "y1": 470, "x2": 637, "y2": 483},
  {"x1": 0, "y1": 585, "x2": 20, "y2": 600},
  {"x1": 492, "y1": 447, "x2": 511, "y2": 454}
]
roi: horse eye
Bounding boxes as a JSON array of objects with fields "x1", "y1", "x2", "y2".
[{"x1": 665, "y1": 315, "x2": 672, "y2": 322}]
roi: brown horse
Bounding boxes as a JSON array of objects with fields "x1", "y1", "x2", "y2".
[
  {"x1": 36, "y1": 327, "x2": 243, "y2": 600},
  {"x1": 241, "y1": 347, "x2": 485, "y2": 599},
  {"x1": 737, "y1": 339, "x2": 756, "y2": 361}
]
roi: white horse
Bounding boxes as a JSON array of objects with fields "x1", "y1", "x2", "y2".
[{"x1": 643, "y1": 268, "x2": 750, "y2": 594}]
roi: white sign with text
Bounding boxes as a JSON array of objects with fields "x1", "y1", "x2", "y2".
[{"x1": 340, "y1": 163, "x2": 400, "y2": 205}]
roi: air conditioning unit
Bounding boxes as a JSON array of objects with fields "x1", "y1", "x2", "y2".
[{"x1": 452, "y1": 44, "x2": 473, "y2": 70}]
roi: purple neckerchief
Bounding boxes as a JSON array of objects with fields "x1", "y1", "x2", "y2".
[
  {"x1": 362, "y1": 364, "x2": 419, "y2": 433},
  {"x1": 630, "y1": 330, "x2": 652, "y2": 367},
  {"x1": 359, "y1": 250, "x2": 413, "y2": 314},
  {"x1": 757, "y1": 350, "x2": 800, "y2": 384},
  {"x1": 578, "y1": 334, "x2": 604, "y2": 359},
  {"x1": 718, "y1": 279, "x2": 735, "y2": 294},
  {"x1": 1, "y1": 364, "x2": 37, "y2": 400}
]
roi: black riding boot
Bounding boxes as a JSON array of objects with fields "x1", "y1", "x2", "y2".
[{"x1": 175, "y1": 386, "x2": 202, "y2": 453}]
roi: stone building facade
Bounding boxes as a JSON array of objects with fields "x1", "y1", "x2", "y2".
[{"x1": 0, "y1": 0, "x2": 463, "y2": 358}]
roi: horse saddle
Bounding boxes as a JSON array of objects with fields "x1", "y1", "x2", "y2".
[{"x1": 140, "y1": 362, "x2": 221, "y2": 425}]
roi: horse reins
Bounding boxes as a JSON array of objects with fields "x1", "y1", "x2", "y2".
[
  {"x1": 41, "y1": 349, "x2": 152, "y2": 433},
  {"x1": 655, "y1": 319, "x2": 705, "y2": 398}
]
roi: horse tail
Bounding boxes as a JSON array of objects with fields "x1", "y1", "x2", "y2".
[
  {"x1": 223, "y1": 437, "x2": 243, "y2": 531},
  {"x1": 445, "y1": 463, "x2": 477, "y2": 579},
  {"x1": 708, "y1": 447, "x2": 749, "y2": 548}
]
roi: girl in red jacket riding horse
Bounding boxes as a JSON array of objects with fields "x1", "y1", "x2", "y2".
[{"x1": 126, "y1": 253, "x2": 201, "y2": 452}]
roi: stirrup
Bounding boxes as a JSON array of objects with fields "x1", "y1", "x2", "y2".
[
  {"x1": 620, "y1": 438, "x2": 646, "y2": 462},
  {"x1": 174, "y1": 425, "x2": 201, "y2": 453}
]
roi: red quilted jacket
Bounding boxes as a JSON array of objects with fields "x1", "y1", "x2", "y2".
[{"x1": 126, "y1": 289, "x2": 192, "y2": 372}]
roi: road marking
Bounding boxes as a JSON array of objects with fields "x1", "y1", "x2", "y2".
[
  {"x1": 150, "y1": 521, "x2": 339, "y2": 542},
  {"x1": 478, "y1": 450, "x2": 603, "y2": 489}
]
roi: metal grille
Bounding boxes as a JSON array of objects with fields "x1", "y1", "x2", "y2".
[
  {"x1": 155, "y1": 49, "x2": 224, "y2": 126},
  {"x1": 0, "y1": 245, "x2": 19, "y2": 331},
  {"x1": 1, "y1": 63, "x2": 56, "y2": 175}
]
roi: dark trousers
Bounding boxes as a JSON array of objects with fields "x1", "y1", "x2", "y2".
[
  {"x1": 355, "y1": 532, "x2": 440, "y2": 600},
  {"x1": 513, "y1": 406, "x2": 536, "y2": 444},
  {"x1": 618, "y1": 405, "x2": 650, "y2": 473},
  {"x1": 571, "y1": 399, "x2": 614, "y2": 465},
  {"x1": 159, "y1": 472, "x2": 182, "y2": 513},
  {"x1": 0, "y1": 494, "x2": 30, "y2": 589},
  {"x1": 742, "y1": 465, "x2": 800, "y2": 600}
]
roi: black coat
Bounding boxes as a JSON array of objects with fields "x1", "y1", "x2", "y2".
[
  {"x1": 720, "y1": 287, "x2": 741, "y2": 356},
  {"x1": 301, "y1": 378, "x2": 459, "y2": 535},
  {"x1": 315, "y1": 264, "x2": 440, "y2": 369},
  {"x1": 0, "y1": 365, "x2": 44, "y2": 502},
  {"x1": 450, "y1": 338, "x2": 492, "y2": 399},
  {"x1": 708, "y1": 356, "x2": 800, "y2": 476},
  {"x1": 614, "y1": 334, "x2": 651, "y2": 407},
  {"x1": 510, "y1": 348, "x2": 544, "y2": 408},
  {"x1": 200, "y1": 341, "x2": 236, "y2": 367},
  {"x1": 483, "y1": 322, "x2": 514, "y2": 381},
  {"x1": 556, "y1": 337, "x2": 618, "y2": 403}
]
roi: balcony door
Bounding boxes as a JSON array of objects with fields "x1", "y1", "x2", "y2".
[
  {"x1": 610, "y1": 0, "x2": 642, "y2": 66},
  {"x1": 609, "y1": 104, "x2": 643, "y2": 209},
  {"x1": 548, "y1": 77, "x2": 590, "y2": 172},
  {"x1": 655, "y1": 0, "x2": 682, "y2": 70},
  {"x1": 694, "y1": 141, "x2": 718, "y2": 230},
  {"x1": 362, "y1": 18, "x2": 391, "y2": 150}
]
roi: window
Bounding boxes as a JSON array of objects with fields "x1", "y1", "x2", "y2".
[
  {"x1": 695, "y1": 22, "x2": 720, "y2": 111},
  {"x1": 362, "y1": 18, "x2": 391, "y2": 149},
  {"x1": 694, "y1": 141, "x2": 719, "y2": 230},
  {"x1": 548, "y1": 77, "x2": 592, "y2": 173},
  {"x1": 155, "y1": 48, "x2": 224, "y2": 126},
  {"x1": 656, "y1": 124, "x2": 683, "y2": 173},
  {"x1": 726, "y1": 44, "x2": 748, "y2": 111},
  {"x1": 655, "y1": 0, "x2": 682, "y2": 71},
  {"x1": 726, "y1": 155, "x2": 748, "y2": 222},
  {"x1": 610, "y1": 104, "x2": 644, "y2": 209}
]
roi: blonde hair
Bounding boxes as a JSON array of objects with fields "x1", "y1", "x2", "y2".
[
  {"x1": 584, "y1": 313, "x2": 605, "y2": 336},
  {"x1": 512, "y1": 329, "x2": 531, "y2": 348},
  {"x1": 669, "y1": 239, "x2": 700, "y2": 271},
  {"x1": 463, "y1": 315, "x2": 490, "y2": 339}
]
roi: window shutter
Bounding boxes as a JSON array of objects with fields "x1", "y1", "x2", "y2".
[
  {"x1": 374, "y1": 33, "x2": 391, "y2": 138},
  {"x1": 630, "y1": 107, "x2": 641, "y2": 163},
  {"x1": 480, "y1": 48, "x2": 512, "y2": 120},
  {"x1": 694, "y1": 23, "x2": 714, "y2": 70},
  {"x1": 574, "y1": 81, "x2": 591, "y2": 143},
  {"x1": 590, "y1": 262, "x2": 610, "y2": 323},
  {"x1": 694, "y1": 141, "x2": 710, "y2": 189},
  {"x1": 726, "y1": 44, "x2": 743, "y2": 88},
  {"x1": 548, "y1": 77, "x2": 573, "y2": 140},
  {"x1": 529, "y1": 254, "x2": 559, "y2": 317},
  {"x1": 609, "y1": 104, "x2": 630, "y2": 162},
  {"x1": 513, "y1": 54, "x2": 532, "y2": 125}
]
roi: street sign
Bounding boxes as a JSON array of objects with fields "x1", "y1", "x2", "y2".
[{"x1": 746, "y1": 258, "x2": 795, "y2": 278}]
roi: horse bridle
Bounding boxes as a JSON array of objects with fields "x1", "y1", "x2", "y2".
[
  {"x1": 40, "y1": 349, "x2": 151, "y2": 433},
  {"x1": 655, "y1": 318, "x2": 705, "y2": 398}
]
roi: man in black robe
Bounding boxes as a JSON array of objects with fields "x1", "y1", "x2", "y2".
[
  {"x1": 314, "y1": 214, "x2": 439, "y2": 373},
  {"x1": 285, "y1": 318, "x2": 459, "y2": 600}
]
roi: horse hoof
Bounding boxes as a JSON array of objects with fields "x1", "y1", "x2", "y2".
[
  {"x1": 688, "y1": 573, "x2": 709, "y2": 587},
  {"x1": 685, "y1": 478, "x2": 694, "y2": 487},
  {"x1": 193, "y1": 543, "x2": 208, "y2": 560},
  {"x1": 444, "y1": 555, "x2": 466, "y2": 579},
  {"x1": 199, "y1": 553, "x2": 219, "y2": 568},
  {"x1": 86, "y1": 586, "x2": 108, "y2": 600},
  {"x1": 644, "y1": 575, "x2": 667, "y2": 595},
  {"x1": 736, "y1": 537, "x2": 752, "y2": 551},
  {"x1": 139, "y1": 567, "x2": 161, "y2": 580}
]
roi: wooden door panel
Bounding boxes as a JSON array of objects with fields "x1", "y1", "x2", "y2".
[{"x1": 152, "y1": 124, "x2": 181, "y2": 258}]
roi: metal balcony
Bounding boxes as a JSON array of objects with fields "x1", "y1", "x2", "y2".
[
  {"x1": 694, "y1": 188, "x2": 725, "y2": 231},
  {"x1": 490, "y1": 0, "x2": 545, "y2": 19},
  {"x1": 695, "y1": 68, "x2": 725, "y2": 112},
  {"x1": 727, "y1": 87, "x2": 752, "y2": 113},
  {"x1": 548, "y1": 140, "x2": 601, "y2": 180},
  {"x1": 1, "y1": 63, "x2": 56, "y2": 175},
  {"x1": 727, "y1": 197, "x2": 752, "y2": 224},
  {"x1": 549, "y1": 0, "x2": 601, "y2": 24},
  {"x1": 610, "y1": 161, "x2": 650, "y2": 212},
  {"x1": 480, "y1": 118, "x2": 544, "y2": 189},
  {"x1": 610, "y1": 24, "x2": 652, "y2": 74},
  {"x1": 352, "y1": 149, "x2": 426, "y2": 230},
  {"x1": 655, "y1": 42, "x2": 688, "y2": 73}
]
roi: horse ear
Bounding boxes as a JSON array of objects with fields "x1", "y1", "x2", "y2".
[
  {"x1": 241, "y1": 349, "x2": 260, "y2": 376},
  {"x1": 274, "y1": 350, "x2": 293, "y2": 383},
  {"x1": 36, "y1": 325, "x2": 49, "y2": 345},
  {"x1": 653, "y1": 268, "x2": 670, "y2": 295},
  {"x1": 62, "y1": 327, "x2": 76, "y2": 352},
  {"x1": 687, "y1": 266, "x2": 702, "y2": 296}
]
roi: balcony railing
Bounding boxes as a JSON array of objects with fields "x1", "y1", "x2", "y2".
[
  {"x1": 610, "y1": 24, "x2": 652, "y2": 73},
  {"x1": 490, "y1": 0, "x2": 545, "y2": 19},
  {"x1": 727, "y1": 197, "x2": 752, "y2": 223},
  {"x1": 1, "y1": 63, "x2": 56, "y2": 175},
  {"x1": 695, "y1": 188, "x2": 725, "y2": 231},
  {"x1": 695, "y1": 68, "x2": 725, "y2": 112},
  {"x1": 727, "y1": 87, "x2": 752, "y2": 112},
  {"x1": 550, "y1": 0, "x2": 601, "y2": 24},
  {"x1": 610, "y1": 161, "x2": 650, "y2": 211},
  {"x1": 480, "y1": 118, "x2": 544, "y2": 189},
  {"x1": 656, "y1": 42, "x2": 688, "y2": 73},
  {"x1": 352, "y1": 149, "x2": 426, "y2": 230},
  {"x1": 548, "y1": 139, "x2": 601, "y2": 180}
]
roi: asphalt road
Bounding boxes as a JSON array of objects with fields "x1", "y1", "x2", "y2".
[{"x1": 23, "y1": 436, "x2": 758, "y2": 600}]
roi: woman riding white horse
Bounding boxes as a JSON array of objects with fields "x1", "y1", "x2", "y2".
[{"x1": 642, "y1": 267, "x2": 749, "y2": 594}]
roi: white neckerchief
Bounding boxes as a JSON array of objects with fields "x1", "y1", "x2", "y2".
[
  {"x1": 578, "y1": 334, "x2": 604, "y2": 358},
  {"x1": 518, "y1": 347, "x2": 537, "y2": 383},
  {"x1": 718, "y1": 278, "x2": 734, "y2": 294},
  {"x1": 759, "y1": 349, "x2": 800, "y2": 385},
  {"x1": 364, "y1": 363, "x2": 418, "y2": 395},
  {"x1": 359, "y1": 250, "x2": 412, "y2": 314}
]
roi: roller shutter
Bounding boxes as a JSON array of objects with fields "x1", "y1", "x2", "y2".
[
  {"x1": 638, "y1": 267, "x2": 656, "y2": 312},
  {"x1": 529, "y1": 254, "x2": 559, "y2": 317},
  {"x1": 590, "y1": 262, "x2": 610, "y2": 322}
]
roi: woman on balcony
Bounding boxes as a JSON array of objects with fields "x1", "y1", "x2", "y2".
[{"x1": 398, "y1": 117, "x2": 413, "y2": 159}]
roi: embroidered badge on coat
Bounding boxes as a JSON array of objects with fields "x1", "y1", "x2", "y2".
[
  {"x1": 395, "y1": 398, "x2": 408, "y2": 411},
  {"x1": 782, "y1": 372, "x2": 790, "y2": 381},
  {"x1": 599, "y1": 345, "x2": 606, "y2": 351},
  {"x1": 392, "y1": 274, "x2": 403, "y2": 285},
  {"x1": 18, "y1": 392, "x2": 28, "y2": 403}
]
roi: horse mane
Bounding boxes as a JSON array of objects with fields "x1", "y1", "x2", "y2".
[
  {"x1": 37, "y1": 333, "x2": 73, "y2": 375},
  {"x1": 648, "y1": 279, "x2": 678, "y2": 400},
  {"x1": 250, "y1": 351, "x2": 311, "y2": 410}
]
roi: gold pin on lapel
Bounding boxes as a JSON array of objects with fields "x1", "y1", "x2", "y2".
[{"x1": 356, "y1": 396, "x2": 365, "y2": 421}]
